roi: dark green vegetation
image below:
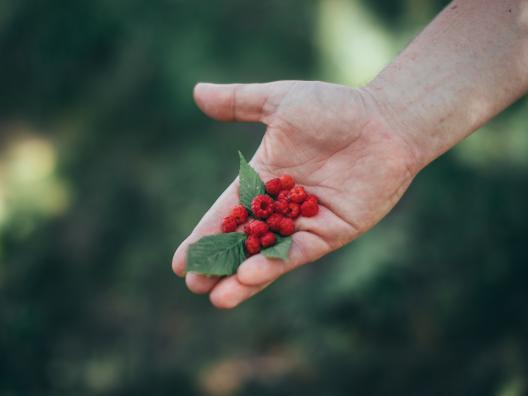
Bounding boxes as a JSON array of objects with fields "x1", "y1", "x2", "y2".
[{"x1": 1, "y1": 1, "x2": 527, "y2": 395}]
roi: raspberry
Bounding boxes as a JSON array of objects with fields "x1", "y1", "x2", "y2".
[
  {"x1": 277, "y1": 190, "x2": 290, "y2": 202},
  {"x1": 278, "y1": 217, "x2": 295, "y2": 236},
  {"x1": 273, "y1": 199, "x2": 289, "y2": 215},
  {"x1": 286, "y1": 202, "x2": 301, "y2": 219},
  {"x1": 251, "y1": 194, "x2": 274, "y2": 219},
  {"x1": 305, "y1": 194, "x2": 318, "y2": 205},
  {"x1": 230, "y1": 205, "x2": 248, "y2": 224},
  {"x1": 266, "y1": 213, "x2": 284, "y2": 232},
  {"x1": 245, "y1": 220, "x2": 269, "y2": 237},
  {"x1": 280, "y1": 175, "x2": 295, "y2": 190},
  {"x1": 245, "y1": 235, "x2": 261, "y2": 255},
  {"x1": 289, "y1": 186, "x2": 307, "y2": 203},
  {"x1": 301, "y1": 198, "x2": 319, "y2": 217},
  {"x1": 265, "y1": 178, "x2": 282, "y2": 196},
  {"x1": 260, "y1": 232, "x2": 277, "y2": 248},
  {"x1": 221, "y1": 216, "x2": 238, "y2": 233},
  {"x1": 243, "y1": 221, "x2": 253, "y2": 235}
]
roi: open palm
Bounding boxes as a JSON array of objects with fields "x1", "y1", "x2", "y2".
[{"x1": 173, "y1": 81, "x2": 419, "y2": 308}]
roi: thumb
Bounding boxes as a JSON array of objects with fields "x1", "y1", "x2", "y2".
[{"x1": 193, "y1": 82, "x2": 287, "y2": 123}]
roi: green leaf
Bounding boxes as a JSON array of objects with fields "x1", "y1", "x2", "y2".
[
  {"x1": 187, "y1": 232, "x2": 247, "y2": 276},
  {"x1": 261, "y1": 236, "x2": 292, "y2": 261},
  {"x1": 238, "y1": 151, "x2": 265, "y2": 210}
]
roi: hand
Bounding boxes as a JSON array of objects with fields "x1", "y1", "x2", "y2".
[{"x1": 172, "y1": 80, "x2": 419, "y2": 308}]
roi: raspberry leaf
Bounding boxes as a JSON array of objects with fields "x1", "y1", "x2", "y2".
[
  {"x1": 261, "y1": 236, "x2": 292, "y2": 261},
  {"x1": 187, "y1": 232, "x2": 246, "y2": 276},
  {"x1": 238, "y1": 151, "x2": 265, "y2": 210}
]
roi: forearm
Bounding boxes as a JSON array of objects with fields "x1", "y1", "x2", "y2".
[{"x1": 366, "y1": 0, "x2": 528, "y2": 169}]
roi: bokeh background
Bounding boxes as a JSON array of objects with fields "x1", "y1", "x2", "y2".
[{"x1": 1, "y1": 0, "x2": 527, "y2": 395}]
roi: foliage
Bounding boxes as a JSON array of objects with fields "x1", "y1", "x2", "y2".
[
  {"x1": 187, "y1": 233, "x2": 247, "y2": 276},
  {"x1": 261, "y1": 236, "x2": 292, "y2": 261}
]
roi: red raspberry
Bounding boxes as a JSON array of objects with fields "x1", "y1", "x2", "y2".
[
  {"x1": 266, "y1": 213, "x2": 284, "y2": 232},
  {"x1": 245, "y1": 235, "x2": 261, "y2": 255},
  {"x1": 243, "y1": 221, "x2": 253, "y2": 236},
  {"x1": 277, "y1": 190, "x2": 290, "y2": 202},
  {"x1": 301, "y1": 198, "x2": 319, "y2": 217},
  {"x1": 289, "y1": 186, "x2": 307, "y2": 203},
  {"x1": 286, "y1": 202, "x2": 301, "y2": 219},
  {"x1": 273, "y1": 199, "x2": 289, "y2": 215},
  {"x1": 251, "y1": 194, "x2": 274, "y2": 219},
  {"x1": 221, "y1": 216, "x2": 238, "y2": 233},
  {"x1": 280, "y1": 175, "x2": 295, "y2": 190},
  {"x1": 305, "y1": 194, "x2": 318, "y2": 205},
  {"x1": 260, "y1": 232, "x2": 277, "y2": 248},
  {"x1": 230, "y1": 205, "x2": 248, "y2": 224},
  {"x1": 265, "y1": 178, "x2": 282, "y2": 196},
  {"x1": 243, "y1": 221, "x2": 253, "y2": 235},
  {"x1": 245, "y1": 220, "x2": 269, "y2": 237},
  {"x1": 278, "y1": 217, "x2": 295, "y2": 236}
]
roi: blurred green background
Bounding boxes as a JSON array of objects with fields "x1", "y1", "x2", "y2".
[{"x1": 1, "y1": 0, "x2": 527, "y2": 395}]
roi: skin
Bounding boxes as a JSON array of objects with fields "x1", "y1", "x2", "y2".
[{"x1": 173, "y1": 0, "x2": 528, "y2": 308}]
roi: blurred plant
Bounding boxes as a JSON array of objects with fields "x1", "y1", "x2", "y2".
[{"x1": 0, "y1": 1, "x2": 527, "y2": 395}]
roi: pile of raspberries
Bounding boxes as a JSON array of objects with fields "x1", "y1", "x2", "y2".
[{"x1": 221, "y1": 175, "x2": 319, "y2": 255}]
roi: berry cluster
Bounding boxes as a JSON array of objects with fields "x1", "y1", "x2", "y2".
[{"x1": 221, "y1": 174, "x2": 319, "y2": 256}]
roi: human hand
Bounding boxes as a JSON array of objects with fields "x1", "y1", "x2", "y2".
[{"x1": 172, "y1": 80, "x2": 419, "y2": 308}]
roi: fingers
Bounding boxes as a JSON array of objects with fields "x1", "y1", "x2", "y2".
[
  {"x1": 183, "y1": 232, "x2": 323, "y2": 307},
  {"x1": 209, "y1": 275, "x2": 271, "y2": 309},
  {"x1": 193, "y1": 82, "x2": 284, "y2": 123},
  {"x1": 174, "y1": 183, "x2": 359, "y2": 306},
  {"x1": 209, "y1": 207, "x2": 352, "y2": 308},
  {"x1": 236, "y1": 231, "x2": 327, "y2": 286},
  {"x1": 237, "y1": 205, "x2": 357, "y2": 286},
  {"x1": 185, "y1": 272, "x2": 221, "y2": 294}
]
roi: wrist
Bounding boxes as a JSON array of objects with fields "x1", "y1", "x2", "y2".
[
  {"x1": 361, "y1": 0, "x2": 528, "y2": 172},
  {"x1": 359, "y1": 80, "x2": 430, "y2": 173}
]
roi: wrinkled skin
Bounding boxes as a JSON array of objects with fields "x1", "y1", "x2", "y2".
[{"x1": 172, "y1": 81, "x2": 419, "y2": 308}]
